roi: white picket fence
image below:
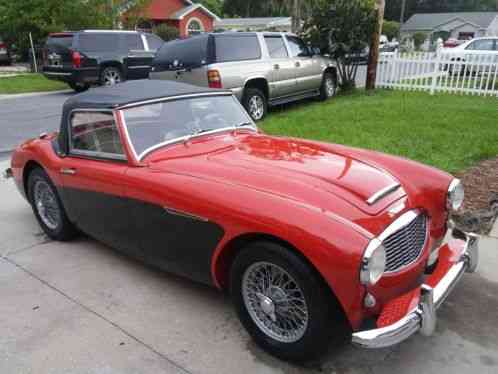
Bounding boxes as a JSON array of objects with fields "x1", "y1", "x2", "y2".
[{"x1": 376, "y1": 51, "x2": 498, "y2": 97}]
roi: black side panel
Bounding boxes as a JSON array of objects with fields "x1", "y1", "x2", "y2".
[
  {"x1": 63, "y1": 188, "x2": 141, "y2": 256},
  {"x1": 129, "y1": 200, "x2": 225, "y2": 285},
  {"x1": 62, "y1": 187, "x2": 225, "y2": 285}
]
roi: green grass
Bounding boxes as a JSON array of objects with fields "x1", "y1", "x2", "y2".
[
  {"x1": 0, "y1": 74, "x2": 67, "y2": 94},
  {"x1": 261, "y1": 90, "x2": 498, "y2": 174}
]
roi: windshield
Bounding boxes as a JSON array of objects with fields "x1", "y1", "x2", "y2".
[{"x1": 122, "y1": 95, "x2": 255, "y2": 160}]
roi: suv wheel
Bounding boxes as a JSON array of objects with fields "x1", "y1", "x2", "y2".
[
  {"x1": 230, "y1": 241, "x2": 351, "y2": 362},
  {"x1": 68, "y1": 82, "x2": 90, "y2": 93},
  {"x1": 320, "y1": 72, "x2": 337, "y2": 101},
  {"x1": 101, "y1": 66, "x2": 123, "y2": 86},
  {"x1": 243, "y1": 88, "x2": 267, "y2": 121}
]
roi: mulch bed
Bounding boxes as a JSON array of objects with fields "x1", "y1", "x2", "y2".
[{"x1": 451, "y1": 157, "x2": 498, "y2": 234}]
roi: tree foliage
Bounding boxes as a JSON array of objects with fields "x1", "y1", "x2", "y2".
[
  {"x1": 302, "y1": 0, "x2": 376, "y2": 90},
  {"x1": 413, "y1": 32, "x2": 427, "y2": 50},
  {"x1": 193, "y1": 0, "x2": 224, "y2": 17},
  {"x1": 153, "y1": 24, "x2": 180, "y2": 42},
  {"x1": 0, "y1": 0, "x2": 113, "y2": 58},
  {"x1": 385, "y1": 0, "x2": 498, "y2": 23}
]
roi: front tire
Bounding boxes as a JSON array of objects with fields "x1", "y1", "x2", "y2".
[
  {"x1": 230, "y1": 241, "x2": 351, "y2": 362},
  {"x1": 243, "y1": 88, "x2": 267, "y2": 121},
  {"x1": 68, "y1": 82, "x2": 90, "y2": 92},
  {"x1": 100, "y1": 66, "x2": 123, "y2": 86},
  {"x1": 27, "y1": 168, "x2": 78, "y2": 241}
]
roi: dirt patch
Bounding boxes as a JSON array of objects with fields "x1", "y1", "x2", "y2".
[{"x1": 452, "y1": 157, "x2": 498, "y2": 234}]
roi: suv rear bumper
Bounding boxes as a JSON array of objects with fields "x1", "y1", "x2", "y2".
[
  {"x1": 352, "y1": 229, "x2": 479, "y2": 349},
  {"x1": 43, "y1": 68, "x2": 99, "y2": 85}
]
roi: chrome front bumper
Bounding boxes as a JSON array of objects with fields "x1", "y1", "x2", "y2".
[{"x1": 352, "y1": 229, "x2": 479, "y2": 349}]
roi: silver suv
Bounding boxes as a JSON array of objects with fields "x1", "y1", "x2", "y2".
[{"x1": 150, "y1": 32, "x2": 337, "y2": 121}]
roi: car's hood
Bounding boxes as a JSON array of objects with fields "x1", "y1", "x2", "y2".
[{"x1": 147, "y1": 133, "x2": 406, "y2": 217}]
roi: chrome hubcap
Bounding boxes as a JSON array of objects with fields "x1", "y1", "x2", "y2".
[
  {"x1": 104, "y1": 69, "x2": 121, "y2": 86},
  {"x1": 33, "y1": 180, "x2": 60, "y2": 230},
  {"x1": 325, "y1": 77, "x2": 335, "y2": 97},
  {"x1": 248, "y1": 96, "x2": 264, "y2": 120},
  {"x1": 242, "y1": 262, "x2": 309, "y2": 343}
]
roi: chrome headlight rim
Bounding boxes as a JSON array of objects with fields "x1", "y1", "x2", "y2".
[
  {"x1": 360, "y1": 239, "x2": 386, "y2": 286},
  {"x1": 447, "y1": 179, "x2": 464, "y2": 211}
]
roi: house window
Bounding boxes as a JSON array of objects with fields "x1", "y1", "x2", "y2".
[{"x1": 187, "y1": 18, "x2": 204, "y2": 36}]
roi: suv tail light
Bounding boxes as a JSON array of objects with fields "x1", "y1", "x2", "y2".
[
  {"x1": 207, "y1": 70, "x2": 222, "y2": 89},
  {"x1": 71, "y1": 51, "x2": 82, "y2": 68},
  {"x1": 0, "y1": 42, "x2": 6, "y2": 51}
]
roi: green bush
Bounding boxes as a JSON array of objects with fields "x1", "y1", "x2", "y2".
[
  {"x1": 382, "y1": 21, "x2": 400, "y2": 41},
  {"x1": 153, "y1": 24, "x2": 180, "y2": 42},
  {"x1": 413, "y1": 32, "x2": 427, "y2": 51}
]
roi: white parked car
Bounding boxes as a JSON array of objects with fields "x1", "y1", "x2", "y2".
[{"x1": 442, "y1": 37, "x2": 498, "y2": 75}]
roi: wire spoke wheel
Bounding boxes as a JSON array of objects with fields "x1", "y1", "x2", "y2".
[
  {"x1": 33, "y1": 180, "x2": 61, "y2": 230},
  {"x1": 242, "y1": 261, "x2": 309, "y2": 343}
]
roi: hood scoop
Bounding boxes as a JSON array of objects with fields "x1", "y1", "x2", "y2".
[{"x1": 366, "y1": 183, "x2": 401, "y2": 205}]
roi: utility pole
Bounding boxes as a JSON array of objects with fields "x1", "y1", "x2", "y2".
[{"x1": 366, "y1": 0, "x2": 385, "y2": 90}]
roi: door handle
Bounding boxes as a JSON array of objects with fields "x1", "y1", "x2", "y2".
[
  {"x1": 274, "y1": 64, "x2": 280, "y2": 70},
  {"x1": 295, "y1": 62, "x2": 301, "y2": 68},
  {"x1": 60, "y1": 168, "x2": 76, "y2": 176}
]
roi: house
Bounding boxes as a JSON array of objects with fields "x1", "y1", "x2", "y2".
[
  {"x1": 401, "y1": 12, "x2": 498, "y2": 44},
  {"x1": 136, "y1": 0, "x2": 220, "y2": 38},
  {"x1": 214, "y1": 17, "x2": 292, "y2": 32}
]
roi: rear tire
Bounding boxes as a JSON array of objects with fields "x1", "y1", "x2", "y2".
[
  {"x1": 243, "y1": 88, "x2": 267, "y2": 121},
  {"x1": 27, "y1": 168, "x2": 78, "y2": 241},
  {"x1": 230, "y1": 241, "x2": 351, "y2": 362},
  {"x1": 320, "y1": 72, "x2": 337, "y2": 101}
]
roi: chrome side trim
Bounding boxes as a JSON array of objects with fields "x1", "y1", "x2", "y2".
[
  {"x1": 164, "y1": 206, "x2": 209, "y2": 222},
  {"x1": 44, "y1": 72, "x2": 72, "y2": 76},
  {"x1": 352, "y1": 229, "x2": 479, "y2": 349},
  {"x1": 367, "y1": 183, "x2": 401, "y2": 205}
]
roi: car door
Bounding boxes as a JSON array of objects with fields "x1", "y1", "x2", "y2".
[
  {"x1": 286, "y1": 35, "x2": 322, "y2": 92},
  {"x1": 464, "y1": 38, "x2": 496, "y2": 73},
  {"x1": 124, "y1": 33, "x2": 155, "y2": 80},
  {"x1": 59, "y1": 110, "x2": 141, "y2": 255},
  {"x1": 264, "y1": 35, "x2": 297, "y2": 98}
]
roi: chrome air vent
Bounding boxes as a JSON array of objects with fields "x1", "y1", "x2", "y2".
[{"x1": 381, "y1": 211, "x2": 428, "y2": 273}]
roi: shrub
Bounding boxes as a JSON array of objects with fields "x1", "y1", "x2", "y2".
[{"x1": 153, "y1": 24, "x2": 180, "y2": 42}]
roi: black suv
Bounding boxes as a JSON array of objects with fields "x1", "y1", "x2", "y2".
[{"x1": 42, "y1": 30, "x2": 163, "y2": 92}]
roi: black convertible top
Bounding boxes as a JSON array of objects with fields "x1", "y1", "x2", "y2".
[
  {"x1": 63, "y1": 79, "x2": 229, "y2": 110},
  {"x1": 58, "y1": 80, "x2": 231, "y2": 155}
]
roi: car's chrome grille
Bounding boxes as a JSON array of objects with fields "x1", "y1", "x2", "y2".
[{"x1": 383, "y1": 213, "x2": 427, "y2": 273}]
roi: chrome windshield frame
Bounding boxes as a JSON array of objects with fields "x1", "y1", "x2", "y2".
[{"x1": 118, "y1": 93, "x2": 257, "y2": 162}]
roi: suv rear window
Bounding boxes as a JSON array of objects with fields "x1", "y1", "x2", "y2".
[
  {"x1": 47, "y1": 35, "x2": 74, "y2": 48},
  {"x1": 78, "y1": 33, "x2": 119, "y2": 52},
  {"x1": 154, "y1": 36, "x2": 209, "y2": 69},
  {"x1": 215, "y1": 35, "x2": 261, "y2": 62}
]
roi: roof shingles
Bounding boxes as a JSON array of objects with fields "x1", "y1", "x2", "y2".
[{"x1": 401, "y1": 12, "x2": 498, "y2": 32}]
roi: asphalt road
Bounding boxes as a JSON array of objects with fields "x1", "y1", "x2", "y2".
[
  {"x1": 1, "y1": 157, "x2": 498, "y2": 374},
  {"x1": 0, "y1": 67, "x2": 368, "y2": 161}
]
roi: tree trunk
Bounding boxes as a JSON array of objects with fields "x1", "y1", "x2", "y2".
[
  {"x1": 400, "y1": 0, "x2": 406, "y2": 24},
  {"x1": 292, "y1": 0, "x2": 300, "y2": 33},
  {"x1": 366, "y1": 0, "x2": 385, "y2": 91}
]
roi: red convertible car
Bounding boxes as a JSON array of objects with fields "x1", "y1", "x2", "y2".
[{"x1": 4, "y1": 80, "x2": 479, "y2": 362}]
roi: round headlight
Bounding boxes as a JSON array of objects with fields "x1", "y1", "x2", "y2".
[
  {"x1": 447, "y1": 179, "x2": 464, "y2": 211},
  {"x1": 360, "y1": 240, "x2": 386, "y2": 286}
]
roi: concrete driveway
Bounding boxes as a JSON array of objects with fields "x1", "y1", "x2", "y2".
[{"x1": 1, "y1": 158, "x2": 498, "y2": 374}]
